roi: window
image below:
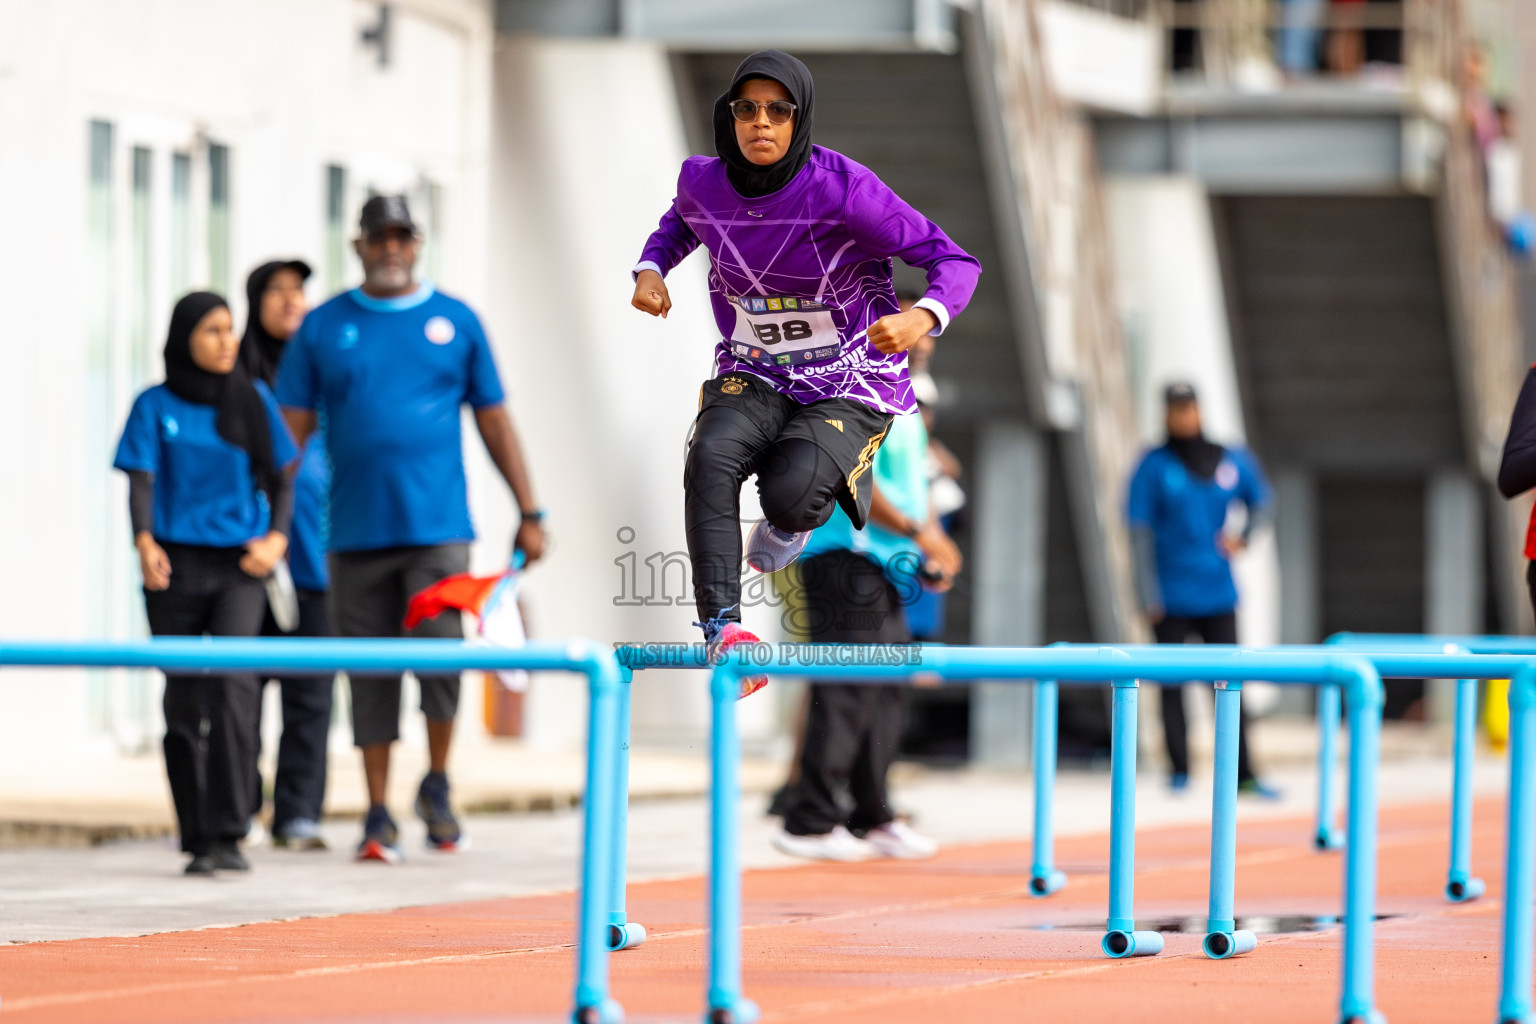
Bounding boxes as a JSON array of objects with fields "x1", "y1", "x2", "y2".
[
  {"x1": 170, "y1": 152, "x2": 191, "y2": 295},
  {"x1": 420, "y1": 178, "x2": 443, "y2": 284},
  {"x1": 326, "y1": 164, "x2": 347, "y2": 292},
  {"x1": 86, "y1": 120, "x2": 116, "y2": 732},
  {"x1": 207, "y1": 143, "x2": 230, "y2": 293},
  {"x1": 130, "y1": 147, "x2": 153, "y2": 386}
]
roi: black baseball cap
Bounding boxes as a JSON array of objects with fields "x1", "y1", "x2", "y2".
[
  {"x1": 1164, "y1": 381, "x2": 1198, "y2": 405},
  {"x1": 359, "y1": 194, "x2": 418, "y2": 235}
]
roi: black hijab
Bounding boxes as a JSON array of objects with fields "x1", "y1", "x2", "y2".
[
  {"x1": 238, "y1": 259, "x2": 309, "y2": 386},
  {"x1": 164, "y1": 291, "x2": 282, "y2": 498},
  {"x1": 712, "y1": 50, "x2": 815, "y2": 199},
  {"x1": 1167, "y1": 433, "x2": 1226, "y2": 479}
]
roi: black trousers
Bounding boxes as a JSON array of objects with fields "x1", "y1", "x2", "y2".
[
  {"x1": 254, "y1": 589, "x2": 333, "y2": 830},
  {"x1": 783, "y1": 550, "x2": 909, "y2": 837},
  {"x1": 685, "y1": 374, "x2": 890, "y2": 624},
  {"x1": 1155, "y1": 612, "x2": 1256, "y2": 783},
  {"x1": 143, "y1": 543, "x2": 266, "y2": 854}
]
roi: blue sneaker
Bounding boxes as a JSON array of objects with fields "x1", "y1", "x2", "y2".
[
  {"x1": 745, "y1": 518, "x2": 810, "y2": 573},
  {"x1": 415, "y1": 772, "x2": 465, "y2": 852},
  {"x1": 356, "y1": 805, "x2": 402, "y2": 863},
  {"x1": 1239, "y1": 778, "x2": 1284, "y2": 801},
  {"x1": 1168, "y1": 772, "x2": 1190, "y2": 794}
]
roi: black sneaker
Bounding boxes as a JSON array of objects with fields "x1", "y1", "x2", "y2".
[
  {"x1": 184, "y1": 852, "x2": 218, "y2": 876},
  {"x1": 357, "y1": 804, "x2": 403, "y2": 863},
  {"x1": 208, "y1": 841, "x2": 250, "y2": 871},
  {"x1": 415, "y1": 772, "x2": 464, "y2": 852}
]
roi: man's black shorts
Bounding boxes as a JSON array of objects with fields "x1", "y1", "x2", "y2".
[{"x1": 696, "y1": 372, "x2": 893, "y2": 528}]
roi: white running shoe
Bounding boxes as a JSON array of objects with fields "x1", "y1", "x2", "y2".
[
  {"x1": 746, "y1": 518, "x2": 811, "y2": 573},
  {"x1": 771, "y1": 825, "x2": 877, "y2": 862},
  {"x1": 864, "y1": 820, "x2": 939, "y2": 860}
]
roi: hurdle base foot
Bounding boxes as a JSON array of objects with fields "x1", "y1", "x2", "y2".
[
  {"x1": 1444, "y1": 876, "x2": 1485, "y2": 903},
  {"x1": 572, "y1": 996, "x2": 625, "y2": 1024},
  {"x1": 705, "y1": 997, "x2": 761, "y2": 1024},
  {"x1": 1101, "y1": 929, "x2": 1163, "y2": 958},
  {"x1": 1028, "y1": 869, "x2": 1067, "y2": 898},
  {"x1": 607, "y1": 922, "x2": 648, "y2": 951},
  {"x1": 1336, "y1": 1009, "x2": 1386, "y2": 1024},
  {"x1": 1202, "y1": 929, "x2": 1257, "y2": 959},
  {"x1": 1314, "y1": 826, "x2": 1345, "y2": 851}
]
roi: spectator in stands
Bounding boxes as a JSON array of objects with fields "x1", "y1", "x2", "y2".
[
  {"x1": 238, "y1": 259, "x2": 333, "y2": 850},
  {"x1": 1126, "y1": 382, "x2": 1280, "y2": 799},
  {"x1": 1278, "y1": 0, "x2": 1324, "y2": 76},
  {"x1": 114, "y1": 292, "x2": 299, "y2": 875},
  {"x1": 1326, "y1": 0, "x2": 1365, "y2": 76},
  {"x1": 276, "y1": 196, "x2": 546, "y2": 863}
]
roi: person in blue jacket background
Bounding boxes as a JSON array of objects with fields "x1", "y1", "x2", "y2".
[
  {"x1": 114, "y1": 291, "x2": 299, "y2": 875},
  {"x1": 239, "y1": 259, "x2": 333, "y2": 850},
  {"x1": 1126, "y1": 382, "x2": 1280, "y2": 798}
]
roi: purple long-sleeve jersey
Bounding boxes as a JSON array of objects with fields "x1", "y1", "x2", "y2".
[{"x1": 635, "y1": 146, "x2": 981, "y2": 415}]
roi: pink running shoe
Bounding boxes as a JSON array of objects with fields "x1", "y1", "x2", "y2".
[{"x1": 697, "y1": 612, "x2": 769, "y2": 699}]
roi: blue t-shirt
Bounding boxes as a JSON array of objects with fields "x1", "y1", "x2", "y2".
[
  {"x1": 113, "y1": 381, "x2": 299, "y2": 549},
  {"x1": 803, "y1": 411, "x2": 930, "y2": 592},
  {"x1": 288, "y1": 425, "x2": 331, "y2": 592},
  {"x1": 1126, "y1": 444, "x2": 1272, "y2": 617},
  {"x1": 274, "y1": 283, "x2": 506, "y2": 552}
]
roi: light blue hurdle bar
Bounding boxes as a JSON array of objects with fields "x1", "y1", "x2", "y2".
[
  {"x1": 1315, "y1": 635, "x2": 1536, "y2": 898},
  {"x1": 679, "y1": 643, "x2": 1390, "y2": 1024},
  {"x1": 0, "y1": 637, "x2": 629, "y2": 1024},
  {"x1": 1024, "y1": 643, "x2": 1520, "y2": 946}
]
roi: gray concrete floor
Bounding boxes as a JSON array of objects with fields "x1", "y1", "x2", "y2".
[{"x1": 0, "y1": 755, "x2": 1506, "y2": 945}]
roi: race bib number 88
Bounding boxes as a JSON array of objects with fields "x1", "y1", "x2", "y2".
[{"x1": 727, "y1": 295, "x2": 841, "y2": 369}]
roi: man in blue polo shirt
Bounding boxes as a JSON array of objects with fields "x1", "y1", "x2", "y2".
[
  {"x1": 1127, "y1": 382, "x2": 1278, "y2": 798},
  {"x1": 276, "y1": 196, "x2": 547, "y2": 862}
]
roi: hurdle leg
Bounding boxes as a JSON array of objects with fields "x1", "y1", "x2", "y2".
[
  {"x1": 1445, "y1": 677, "x2": 1484, "y2": 903},
  {"x1": 1102, "y1": 677, "x2": 1162, "y2": 958},
  {"x1": 606, "y1": 667, "x2": 647, "y2": 950},
  {"x1": 1337, "y1": 662, "x2": 1384, "y2": 1024},
  {"x1": 1496, "y1": 665, "x2": 1536, "y2": 1024},
  {"x1": 572, "y1": 662, "x2": 624, "y2": 1024},
  {"x1": 1204, "y1": 680, "x2": 1256, "y2": 959},
  {"x1": 1315, "y1": 683, "x2": 1345, "y2": 850},
  {"x1": 705, "y1": 666, "x2": 759, "y2": 1024},
  {"x1": 1030, "y1": 679, "x2": 1066, "y2": 897}
]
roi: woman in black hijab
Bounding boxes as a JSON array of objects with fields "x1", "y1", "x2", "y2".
[
  {"x1": 710, "y1": 49, "x2": 816, "y2": 198},
  {"x1": 113, "y1": 291, "x2": 300, "y2": 875},
  {"x1": 236, "y1": 260, "x2": 337, "y2": 851}
]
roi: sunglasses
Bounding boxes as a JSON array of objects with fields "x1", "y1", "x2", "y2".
[{"x1": 729, "y1": 98, "x2": 797, "y2": 125}]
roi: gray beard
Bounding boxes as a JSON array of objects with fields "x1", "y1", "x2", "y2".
[{"x1": 364, "y1": 264, "x2": 411, "y2": 293}]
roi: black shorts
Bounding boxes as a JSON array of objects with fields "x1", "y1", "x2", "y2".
[{"x1": 696, "y1": 372, "x2": 893, "y2": 528}]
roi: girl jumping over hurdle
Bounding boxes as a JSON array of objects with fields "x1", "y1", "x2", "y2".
[{"x1": 630, "y1": 50, "x2": 981, "y2": 696}]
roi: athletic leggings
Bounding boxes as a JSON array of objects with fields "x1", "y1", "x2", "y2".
[{"x1": 684, "y1": 376, "x2": 887, "y2": 625}]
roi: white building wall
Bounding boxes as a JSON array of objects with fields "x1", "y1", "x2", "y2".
[
  {"x1": 0, "y1": 6, "x2": 786, "y2": 762},
  {"x1": 0, "y1": 0, "x2": 496, "y2": 761}
]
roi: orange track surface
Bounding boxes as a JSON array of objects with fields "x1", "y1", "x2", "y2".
[{"x1": 0, "y1": 799, "x2": 1513, "y2": 1023}]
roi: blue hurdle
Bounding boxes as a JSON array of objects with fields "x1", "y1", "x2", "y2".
[
  {"x1": 0, "y1": 637, "x2": 631, "y2": 1024},
  {"x1": 1316, "y1": 634, "x2": 1507, "y2": 899},
  {"x1": 649, "y1": 643, "x2": 1394, "y2": 1024},
  {"x1": 4, "y1": 637, "x2": 1530, "y2": 1024}
]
